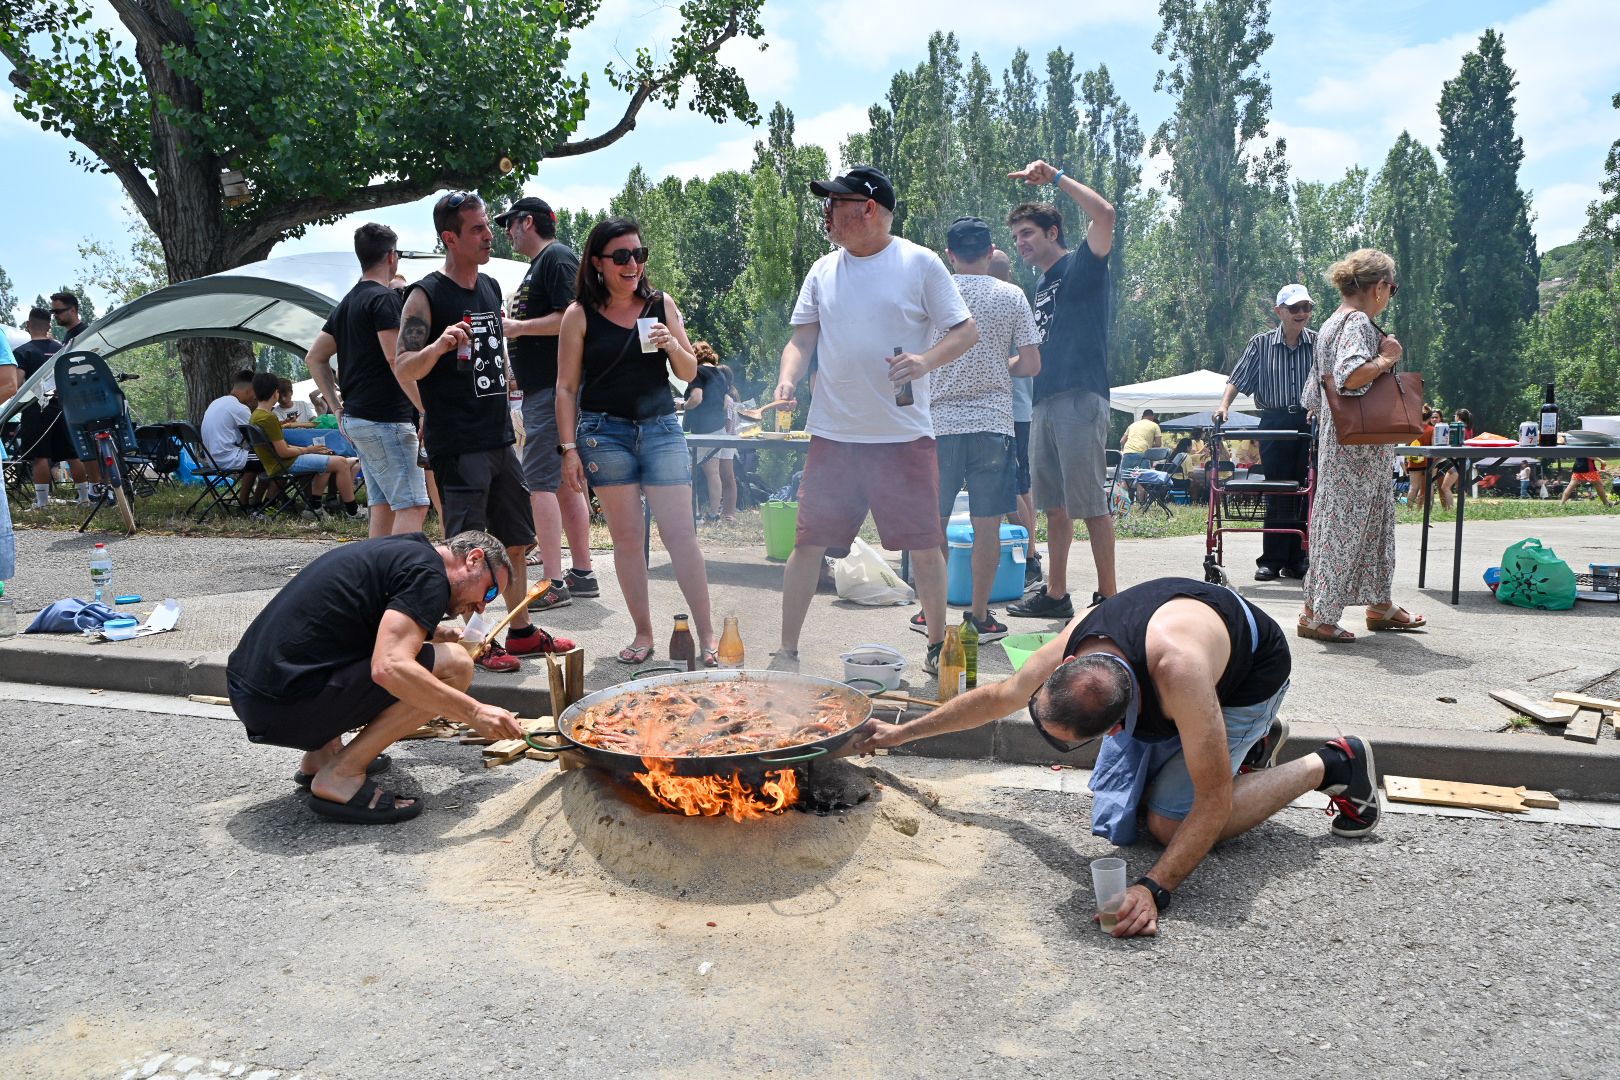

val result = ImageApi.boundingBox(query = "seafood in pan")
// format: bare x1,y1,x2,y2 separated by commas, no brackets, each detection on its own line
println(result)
569,679,861,757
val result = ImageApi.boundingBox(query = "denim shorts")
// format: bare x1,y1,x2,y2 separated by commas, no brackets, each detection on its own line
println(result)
287,454,332,477
1143,680,1290,821
343,416,429,509
936,431,1018,518
576,410,691,487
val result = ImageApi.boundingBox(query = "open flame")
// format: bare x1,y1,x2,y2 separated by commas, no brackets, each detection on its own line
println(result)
632,757,799,821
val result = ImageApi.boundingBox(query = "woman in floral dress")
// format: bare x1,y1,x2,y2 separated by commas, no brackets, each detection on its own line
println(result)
1298,248,1426,642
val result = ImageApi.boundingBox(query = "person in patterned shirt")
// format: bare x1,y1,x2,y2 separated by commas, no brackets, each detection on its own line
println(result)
909,217,1042,643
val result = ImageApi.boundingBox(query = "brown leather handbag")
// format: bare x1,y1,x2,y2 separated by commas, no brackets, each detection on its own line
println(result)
1319,322,1426,444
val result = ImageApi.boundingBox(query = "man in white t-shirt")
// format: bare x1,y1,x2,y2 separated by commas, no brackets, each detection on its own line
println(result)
773,166,978,676
201,369,257,470
910,216,1040,645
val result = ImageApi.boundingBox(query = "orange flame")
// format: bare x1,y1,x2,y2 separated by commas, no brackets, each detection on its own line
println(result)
632,757,799,822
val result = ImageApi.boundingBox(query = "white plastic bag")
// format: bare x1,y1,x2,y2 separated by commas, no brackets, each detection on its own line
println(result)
832,537,916,606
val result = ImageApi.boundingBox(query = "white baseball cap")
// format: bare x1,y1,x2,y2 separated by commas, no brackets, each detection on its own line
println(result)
1276,284,1313,307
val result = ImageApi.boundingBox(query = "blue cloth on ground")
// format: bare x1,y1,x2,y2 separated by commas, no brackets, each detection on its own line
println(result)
25,599,121,634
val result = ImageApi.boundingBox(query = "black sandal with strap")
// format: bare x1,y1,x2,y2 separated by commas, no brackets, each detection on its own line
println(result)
307,779,422,824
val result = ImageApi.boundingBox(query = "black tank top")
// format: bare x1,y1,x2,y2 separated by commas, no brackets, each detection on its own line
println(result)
1063,578,1290,741
409,270,512,458
579,295,676,421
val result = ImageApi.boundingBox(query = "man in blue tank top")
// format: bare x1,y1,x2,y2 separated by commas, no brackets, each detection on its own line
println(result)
856,577,1381,939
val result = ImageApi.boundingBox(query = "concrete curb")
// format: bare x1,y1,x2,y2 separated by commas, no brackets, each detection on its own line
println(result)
4,638,1615,801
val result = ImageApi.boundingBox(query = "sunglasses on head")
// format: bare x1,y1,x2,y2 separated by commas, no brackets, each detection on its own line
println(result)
600,246,650,266
446,190,475,210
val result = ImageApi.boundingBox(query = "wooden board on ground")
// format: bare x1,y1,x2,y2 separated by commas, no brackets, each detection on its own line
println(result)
186,694,232,706
1488,689,1579,725
1563,708,1603,744
1383,775,1558,813
1551,691,1620,713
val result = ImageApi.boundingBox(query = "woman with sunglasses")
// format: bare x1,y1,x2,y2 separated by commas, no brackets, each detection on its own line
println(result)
556,216,717,665
1297,248,1425,642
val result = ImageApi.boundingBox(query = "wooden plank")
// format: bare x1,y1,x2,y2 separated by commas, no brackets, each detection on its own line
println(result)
1552,691,1620,713
1488,689,1578,724
1383,775,1530,813
1563,708,1603,744
482,740,529,768
564,648,586,708
525,749,558,762
186,694,232,706
545,653,568,714
1519,789,1561,810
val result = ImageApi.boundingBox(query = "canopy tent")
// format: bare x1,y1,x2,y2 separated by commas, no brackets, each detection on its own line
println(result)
1160,409,1259,431
1109,369,1254,417
0,252,531,426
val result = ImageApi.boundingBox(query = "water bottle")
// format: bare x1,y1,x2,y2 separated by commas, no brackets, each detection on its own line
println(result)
456,311,474,371
0,583,15,637
89,543,113,604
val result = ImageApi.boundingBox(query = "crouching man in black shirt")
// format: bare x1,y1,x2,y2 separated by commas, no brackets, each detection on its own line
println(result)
853,578,1381,937
226,530,525,824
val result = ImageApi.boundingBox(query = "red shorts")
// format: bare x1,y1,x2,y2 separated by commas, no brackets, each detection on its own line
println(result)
796,436,945,552
1573,471,1601,484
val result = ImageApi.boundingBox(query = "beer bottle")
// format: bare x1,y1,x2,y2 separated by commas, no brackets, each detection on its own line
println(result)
669,614,697,672
959,612,980,689
717,615,745,668
1539,383,1559,447
892,346,914,407
938,625,966,701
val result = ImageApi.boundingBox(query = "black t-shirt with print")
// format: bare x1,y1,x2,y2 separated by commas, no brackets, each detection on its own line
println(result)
409,270,513,457
226,533,451,702
13,338,63,380
1032,241,1110,403
323,279,411,424
509,242,580,393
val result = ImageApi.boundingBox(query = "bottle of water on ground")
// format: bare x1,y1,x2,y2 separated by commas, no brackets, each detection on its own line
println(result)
89,543,113,604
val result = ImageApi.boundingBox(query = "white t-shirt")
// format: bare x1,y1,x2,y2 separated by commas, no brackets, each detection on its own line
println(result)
274,399,316,424
201,394,251,469
791,236,970,444
928,274,1040,438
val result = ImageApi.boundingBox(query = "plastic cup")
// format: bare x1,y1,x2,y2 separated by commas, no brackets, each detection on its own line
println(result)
636,317,658,353
1090,857,1127,931
312,435,326,448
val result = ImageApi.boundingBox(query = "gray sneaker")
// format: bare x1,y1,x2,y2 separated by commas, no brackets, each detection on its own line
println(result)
564,568,600,598
529,583,572,611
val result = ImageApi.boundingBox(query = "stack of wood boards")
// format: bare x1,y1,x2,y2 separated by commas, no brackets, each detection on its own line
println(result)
1489,688,1617,744
1383,775,1559,813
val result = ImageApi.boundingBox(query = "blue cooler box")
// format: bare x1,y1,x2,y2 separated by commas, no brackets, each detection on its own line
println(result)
946,522,1029,605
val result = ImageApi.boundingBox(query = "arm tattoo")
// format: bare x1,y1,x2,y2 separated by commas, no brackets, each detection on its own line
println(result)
398,316,429,356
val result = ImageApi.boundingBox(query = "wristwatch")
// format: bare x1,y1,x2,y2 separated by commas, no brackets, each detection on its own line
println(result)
556,441,577,455
1135,875,1172,912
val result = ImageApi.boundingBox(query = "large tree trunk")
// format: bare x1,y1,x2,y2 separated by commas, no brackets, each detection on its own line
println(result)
179,338,256,427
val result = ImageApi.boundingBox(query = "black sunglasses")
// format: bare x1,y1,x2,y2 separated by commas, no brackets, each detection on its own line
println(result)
482,558,501,605
51,307,72,315
1387,280,1399,296
446,190,475,210
1027,658,1106,754
601,246,650,266
1284,301,1314,314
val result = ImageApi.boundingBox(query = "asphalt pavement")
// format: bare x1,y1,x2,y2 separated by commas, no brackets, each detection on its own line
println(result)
1,697,1616,1080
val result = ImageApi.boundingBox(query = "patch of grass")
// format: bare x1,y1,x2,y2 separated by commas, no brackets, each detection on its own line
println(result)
5,485,375,541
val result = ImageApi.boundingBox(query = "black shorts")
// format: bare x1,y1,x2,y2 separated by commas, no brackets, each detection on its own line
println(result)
17,403,80,463
430,445,536,549
227,643,436,751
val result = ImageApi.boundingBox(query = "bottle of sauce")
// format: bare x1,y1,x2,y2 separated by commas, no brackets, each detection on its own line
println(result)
938,625,966,701
1539,383,1559,447
892,346,914,407
456,311,474,371
669,613,697,672
717,615,745,668
959,612,979,689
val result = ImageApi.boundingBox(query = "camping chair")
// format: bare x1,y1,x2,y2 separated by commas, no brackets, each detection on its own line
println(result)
131,424,183,492
167,420,255,522
1132,464,1176,519
237,423,319,519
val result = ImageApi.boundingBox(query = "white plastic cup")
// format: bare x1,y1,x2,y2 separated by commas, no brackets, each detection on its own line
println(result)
636,317,658,353
1090,857,1127,931
312,435,326,448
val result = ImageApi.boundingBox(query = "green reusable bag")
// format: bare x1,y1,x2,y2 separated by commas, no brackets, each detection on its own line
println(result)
1496,538,1578,611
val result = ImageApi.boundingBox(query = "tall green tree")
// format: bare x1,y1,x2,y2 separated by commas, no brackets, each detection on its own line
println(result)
1293,167,1369,285
1369,133,1449,381
1,0,765,420
1074,64,1145,381
1150,0,1292,374
0,265,18,325
1435,29,1540,427
1590,91,1620,251
78,209,187,420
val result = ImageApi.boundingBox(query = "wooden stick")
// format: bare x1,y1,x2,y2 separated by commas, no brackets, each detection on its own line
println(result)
1552,691,1620,713
564,647,586,708
872,691,944,709
466,580,549,661
186,694,232,706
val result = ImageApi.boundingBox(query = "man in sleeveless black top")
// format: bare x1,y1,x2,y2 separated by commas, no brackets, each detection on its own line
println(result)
396,192,572,672
857,578,1381,938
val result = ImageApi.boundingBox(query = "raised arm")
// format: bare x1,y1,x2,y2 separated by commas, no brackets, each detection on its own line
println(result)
1008,159,1117,257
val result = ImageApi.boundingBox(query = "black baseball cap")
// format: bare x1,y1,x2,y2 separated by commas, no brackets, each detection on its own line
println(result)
946,216,993,255
494,197,555,227
810,165,896,211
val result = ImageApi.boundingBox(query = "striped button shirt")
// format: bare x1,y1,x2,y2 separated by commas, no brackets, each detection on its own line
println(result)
1228,326,1317,410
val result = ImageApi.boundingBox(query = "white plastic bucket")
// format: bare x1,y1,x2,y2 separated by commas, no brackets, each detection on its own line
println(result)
840,643,906,691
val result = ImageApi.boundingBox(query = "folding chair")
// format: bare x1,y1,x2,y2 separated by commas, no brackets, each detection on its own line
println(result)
130,424,183,492
237,423,319,519
167,420,255,522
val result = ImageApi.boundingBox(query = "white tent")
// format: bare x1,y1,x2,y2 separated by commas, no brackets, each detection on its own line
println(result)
1109,369,1254,416
0,252,531,424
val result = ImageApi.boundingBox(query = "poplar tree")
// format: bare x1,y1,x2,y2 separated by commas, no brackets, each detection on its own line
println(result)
1369,133,1449,382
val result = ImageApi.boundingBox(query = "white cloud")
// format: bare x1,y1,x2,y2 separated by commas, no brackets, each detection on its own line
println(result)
0,90,37,139
656,102,872,181
660,134,759,181
718,7,798,100
1258,122,1364,184
525,178,619,215
815,2,1156,69
797,104,871,161
1533,181,1600,250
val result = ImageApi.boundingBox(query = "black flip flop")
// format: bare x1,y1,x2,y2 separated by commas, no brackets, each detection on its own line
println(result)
306,779,422,824
293,753,391,790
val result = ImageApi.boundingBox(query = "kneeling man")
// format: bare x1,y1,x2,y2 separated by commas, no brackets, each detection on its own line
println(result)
227,530,525,823
856,578,1379,936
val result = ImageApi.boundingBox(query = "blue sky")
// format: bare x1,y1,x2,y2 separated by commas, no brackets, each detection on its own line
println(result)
1,0,1616,324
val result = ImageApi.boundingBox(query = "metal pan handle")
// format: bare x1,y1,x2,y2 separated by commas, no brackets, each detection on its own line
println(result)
844,678,887,695
757,745,829,765
524,733,569,754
